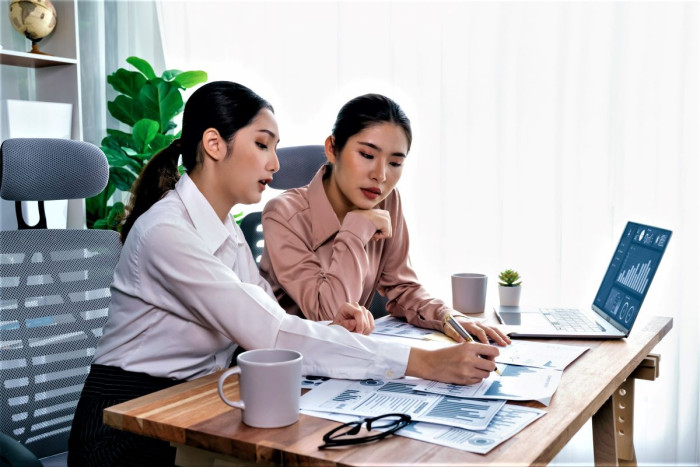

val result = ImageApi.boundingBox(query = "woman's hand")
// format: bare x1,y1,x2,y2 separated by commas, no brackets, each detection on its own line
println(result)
351,209,392,240
443,314,511,347
406,343,500,385
330,302,375,335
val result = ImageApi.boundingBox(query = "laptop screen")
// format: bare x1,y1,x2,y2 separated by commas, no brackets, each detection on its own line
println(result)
593,222,672,331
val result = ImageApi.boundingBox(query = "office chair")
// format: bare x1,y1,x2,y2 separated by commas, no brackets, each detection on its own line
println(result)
239,145,327,264
0,138,121,466
238,145,388,318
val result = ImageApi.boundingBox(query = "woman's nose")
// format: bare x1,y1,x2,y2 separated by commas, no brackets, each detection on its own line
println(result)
269,150,280,173
370,161,386,183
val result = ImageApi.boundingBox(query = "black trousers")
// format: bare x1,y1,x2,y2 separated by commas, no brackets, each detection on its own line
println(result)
67,364,182,467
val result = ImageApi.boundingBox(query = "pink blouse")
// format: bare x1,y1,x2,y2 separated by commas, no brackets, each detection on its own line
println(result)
259,165,450,331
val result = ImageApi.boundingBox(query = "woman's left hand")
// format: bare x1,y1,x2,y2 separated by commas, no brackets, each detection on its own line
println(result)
446,314,511,346
330,302,375,335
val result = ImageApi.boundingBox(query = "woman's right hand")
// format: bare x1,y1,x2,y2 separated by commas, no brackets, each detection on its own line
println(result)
351,209,392,240
406,342,500,385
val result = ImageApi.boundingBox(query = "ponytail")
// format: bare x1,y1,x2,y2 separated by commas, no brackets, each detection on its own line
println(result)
119,81,272,243
120,140,181,243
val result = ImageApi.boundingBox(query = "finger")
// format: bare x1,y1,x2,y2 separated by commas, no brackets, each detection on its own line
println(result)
470,342,500,358
486,326,511,346
474,357,497,373
365,309,375,334
465,322,489,344
443,322,465,343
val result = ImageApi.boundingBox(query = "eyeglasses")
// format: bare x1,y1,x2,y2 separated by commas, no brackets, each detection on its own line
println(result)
318,413,412,450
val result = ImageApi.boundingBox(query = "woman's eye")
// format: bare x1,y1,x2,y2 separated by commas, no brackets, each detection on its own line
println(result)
390,162,403,168
256,142,268,150
360,152,374,160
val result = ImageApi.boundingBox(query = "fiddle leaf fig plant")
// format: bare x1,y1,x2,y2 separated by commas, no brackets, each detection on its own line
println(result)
498,269,522,287
86,56,207,230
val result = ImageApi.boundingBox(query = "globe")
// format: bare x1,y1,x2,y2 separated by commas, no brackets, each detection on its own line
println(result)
9,0,57,54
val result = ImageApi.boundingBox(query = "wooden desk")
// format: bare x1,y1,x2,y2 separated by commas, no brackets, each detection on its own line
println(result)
104,315,672,466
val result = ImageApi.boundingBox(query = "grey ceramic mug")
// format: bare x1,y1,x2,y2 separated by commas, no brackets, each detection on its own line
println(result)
217,349,303,428
451,273,488,314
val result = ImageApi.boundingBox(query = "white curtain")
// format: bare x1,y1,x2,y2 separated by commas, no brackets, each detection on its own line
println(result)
157,2,698,464
78,0,166,147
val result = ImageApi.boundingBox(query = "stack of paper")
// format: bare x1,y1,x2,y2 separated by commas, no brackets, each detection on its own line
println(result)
300,316,589,454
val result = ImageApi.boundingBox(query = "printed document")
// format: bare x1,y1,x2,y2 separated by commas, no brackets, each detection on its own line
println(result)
299,378,505,431
302,403,545,455
496,340,589,370
410,364,562,406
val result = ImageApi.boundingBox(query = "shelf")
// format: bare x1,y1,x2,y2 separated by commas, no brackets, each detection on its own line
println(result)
0,49,77,68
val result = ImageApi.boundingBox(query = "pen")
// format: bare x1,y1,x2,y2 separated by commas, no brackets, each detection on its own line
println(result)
445,315,502,376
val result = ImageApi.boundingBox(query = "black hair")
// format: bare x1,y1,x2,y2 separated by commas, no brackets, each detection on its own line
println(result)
120,81,273,242
330,93,412,155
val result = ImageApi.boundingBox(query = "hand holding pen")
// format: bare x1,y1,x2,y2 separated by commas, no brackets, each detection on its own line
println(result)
444,315,502,376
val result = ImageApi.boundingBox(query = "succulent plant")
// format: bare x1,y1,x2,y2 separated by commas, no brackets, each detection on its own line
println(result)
498,269,522,287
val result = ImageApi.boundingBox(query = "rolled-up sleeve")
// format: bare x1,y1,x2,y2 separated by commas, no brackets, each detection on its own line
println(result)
263,206,377,321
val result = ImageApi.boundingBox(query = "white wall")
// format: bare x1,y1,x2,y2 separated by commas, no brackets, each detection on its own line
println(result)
156,2,699,464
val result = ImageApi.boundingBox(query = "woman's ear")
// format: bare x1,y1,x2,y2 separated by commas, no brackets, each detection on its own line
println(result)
324,136,337,164
201,128,227,161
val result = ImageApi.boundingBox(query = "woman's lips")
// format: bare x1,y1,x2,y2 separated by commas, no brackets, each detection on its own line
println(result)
361,187,381,200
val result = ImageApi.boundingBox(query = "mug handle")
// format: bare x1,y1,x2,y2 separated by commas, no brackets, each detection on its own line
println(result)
217,367,245,410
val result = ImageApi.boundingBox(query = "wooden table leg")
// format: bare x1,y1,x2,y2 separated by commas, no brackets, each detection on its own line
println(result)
593,396,619,466
614,378,636,465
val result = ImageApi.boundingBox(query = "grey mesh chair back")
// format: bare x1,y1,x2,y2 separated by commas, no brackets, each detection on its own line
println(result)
240,145,326,262
0,138,121,461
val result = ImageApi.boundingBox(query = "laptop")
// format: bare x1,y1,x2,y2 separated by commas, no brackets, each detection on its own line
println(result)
494,221,672,339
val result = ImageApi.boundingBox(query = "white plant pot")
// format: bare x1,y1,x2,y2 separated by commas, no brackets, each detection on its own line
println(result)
499,285,521,307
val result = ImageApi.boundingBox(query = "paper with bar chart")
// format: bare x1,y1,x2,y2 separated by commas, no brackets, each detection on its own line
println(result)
301,404,546,454
299,378,505,431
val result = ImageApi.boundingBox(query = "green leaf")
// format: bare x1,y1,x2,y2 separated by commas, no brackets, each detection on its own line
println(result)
173,70,208,89
139,81,184,132
93,218,109,230
102,146,142,173
132,118,160,153
126,56,156,80
107,69,147,99
108,95,143,127
110,166,137,192
106,202,126,229
105,130,138,151
162,69,182,81
150,133,176,154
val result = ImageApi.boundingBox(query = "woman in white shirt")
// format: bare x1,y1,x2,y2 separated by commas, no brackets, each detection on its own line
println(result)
67,81,500,466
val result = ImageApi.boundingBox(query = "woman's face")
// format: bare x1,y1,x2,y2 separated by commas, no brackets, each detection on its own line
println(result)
223,108,280,206
325,122,408,216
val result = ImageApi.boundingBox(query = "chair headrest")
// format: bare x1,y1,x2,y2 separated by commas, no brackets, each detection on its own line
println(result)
270,145,326,190
0,138,109,201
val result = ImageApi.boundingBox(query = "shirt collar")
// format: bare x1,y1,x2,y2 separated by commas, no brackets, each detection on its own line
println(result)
307,165,342,250
175,173,241,254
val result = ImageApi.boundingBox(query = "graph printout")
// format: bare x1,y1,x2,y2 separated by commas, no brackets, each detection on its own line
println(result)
302,404,546,455
372,316,439,340
495,340,589,370
411,364,562,405
299,378,505,431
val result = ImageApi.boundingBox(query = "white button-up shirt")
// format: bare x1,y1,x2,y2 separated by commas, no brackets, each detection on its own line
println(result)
94,174,409,381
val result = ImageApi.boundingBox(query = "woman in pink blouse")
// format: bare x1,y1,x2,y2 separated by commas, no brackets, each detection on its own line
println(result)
260,94,509,345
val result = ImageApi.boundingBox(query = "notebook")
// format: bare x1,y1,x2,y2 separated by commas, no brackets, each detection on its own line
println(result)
494,221,672,339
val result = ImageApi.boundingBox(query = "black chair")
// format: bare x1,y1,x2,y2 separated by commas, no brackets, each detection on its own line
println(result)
238,144,388,318
0,138,121,466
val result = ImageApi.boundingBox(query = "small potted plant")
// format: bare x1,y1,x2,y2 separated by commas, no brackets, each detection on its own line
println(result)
498,269,522,307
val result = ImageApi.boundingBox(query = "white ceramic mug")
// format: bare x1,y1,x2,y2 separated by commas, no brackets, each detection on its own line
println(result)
451,273,488,314
217,348,303,428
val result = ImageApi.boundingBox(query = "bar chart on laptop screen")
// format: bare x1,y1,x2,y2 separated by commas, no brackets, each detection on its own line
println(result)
595,223,671,328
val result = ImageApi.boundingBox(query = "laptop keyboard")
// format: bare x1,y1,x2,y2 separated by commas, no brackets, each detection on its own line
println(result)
541,308,602,332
